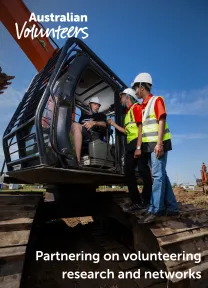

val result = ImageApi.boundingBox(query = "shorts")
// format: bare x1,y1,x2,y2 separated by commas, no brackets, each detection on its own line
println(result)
82,126,91,142
82,127,103,142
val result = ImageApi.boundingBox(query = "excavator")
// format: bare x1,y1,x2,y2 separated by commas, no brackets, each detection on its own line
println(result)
0,1,208,287
196,163,208,195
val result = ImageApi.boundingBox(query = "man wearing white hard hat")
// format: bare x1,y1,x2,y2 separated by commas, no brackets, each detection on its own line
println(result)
71,96,107,165
132,73,178,223
108,88,152,212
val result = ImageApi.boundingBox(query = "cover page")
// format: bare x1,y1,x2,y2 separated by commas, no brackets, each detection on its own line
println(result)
0,0,207,287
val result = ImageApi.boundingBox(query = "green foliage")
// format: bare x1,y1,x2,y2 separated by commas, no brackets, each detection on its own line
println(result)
172,183,177,188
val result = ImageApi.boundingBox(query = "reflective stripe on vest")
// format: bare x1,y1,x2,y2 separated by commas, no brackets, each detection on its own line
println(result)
124,103,139,144
142,96,171,143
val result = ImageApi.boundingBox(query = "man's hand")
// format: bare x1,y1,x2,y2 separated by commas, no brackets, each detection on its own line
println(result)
107,118,115,126
108,118,126,134
134,149,142,158
83,120,96,131
154,143,164,159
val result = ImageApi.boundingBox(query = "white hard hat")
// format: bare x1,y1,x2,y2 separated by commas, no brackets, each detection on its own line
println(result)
131,73,152,88
119,88,137,101
88,96,101,106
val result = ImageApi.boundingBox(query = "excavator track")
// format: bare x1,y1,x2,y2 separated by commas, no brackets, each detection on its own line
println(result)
0,191,207,288
109,192,208,287
0,192,42,288
0,191,166,288
19,216,169,288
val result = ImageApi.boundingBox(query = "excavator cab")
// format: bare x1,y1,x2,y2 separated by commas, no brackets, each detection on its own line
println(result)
2,38,127,185
54,66,116,169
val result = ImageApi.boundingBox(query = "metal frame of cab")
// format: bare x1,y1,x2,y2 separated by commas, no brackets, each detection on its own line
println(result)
2,37,128,184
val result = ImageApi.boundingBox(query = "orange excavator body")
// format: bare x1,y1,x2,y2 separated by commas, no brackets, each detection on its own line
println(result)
201,163,208,185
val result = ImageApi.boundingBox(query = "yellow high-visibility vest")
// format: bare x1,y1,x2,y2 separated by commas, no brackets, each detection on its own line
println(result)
142,96,171,143
124,103,139,144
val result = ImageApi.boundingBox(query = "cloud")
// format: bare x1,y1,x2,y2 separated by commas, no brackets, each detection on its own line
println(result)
154,86,208,115
0,46,12,70
172,133,208,145
0,86,25,169
0,86,25,127
0,86,23,107
0,59,11,70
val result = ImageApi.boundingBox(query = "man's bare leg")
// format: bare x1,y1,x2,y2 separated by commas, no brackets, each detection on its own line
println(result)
71,123,82,162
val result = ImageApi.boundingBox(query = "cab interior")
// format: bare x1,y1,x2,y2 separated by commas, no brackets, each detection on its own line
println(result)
42,66,119,170
74,67,117,169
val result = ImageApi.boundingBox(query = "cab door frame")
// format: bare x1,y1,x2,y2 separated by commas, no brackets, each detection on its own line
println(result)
35,39,126,172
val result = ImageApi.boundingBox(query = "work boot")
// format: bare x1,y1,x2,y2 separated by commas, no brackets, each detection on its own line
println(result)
138,212,160,224
77,161,84,169
139,205,149,215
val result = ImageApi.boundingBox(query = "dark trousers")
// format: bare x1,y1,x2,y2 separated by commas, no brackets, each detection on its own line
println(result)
124,151,152,205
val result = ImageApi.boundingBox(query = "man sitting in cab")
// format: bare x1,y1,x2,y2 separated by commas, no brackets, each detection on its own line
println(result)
71,96,107,165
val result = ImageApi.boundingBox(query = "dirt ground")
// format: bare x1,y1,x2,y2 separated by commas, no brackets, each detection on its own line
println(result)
62,187,208,228
173,186,208,209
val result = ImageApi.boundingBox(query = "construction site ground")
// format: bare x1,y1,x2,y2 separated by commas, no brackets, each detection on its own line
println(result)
63,186,208,227
173,187,208,209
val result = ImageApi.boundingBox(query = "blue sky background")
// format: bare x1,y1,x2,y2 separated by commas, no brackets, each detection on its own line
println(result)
0,0,208,184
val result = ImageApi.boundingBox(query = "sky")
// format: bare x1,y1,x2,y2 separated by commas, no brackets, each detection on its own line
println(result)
0,0,208,184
